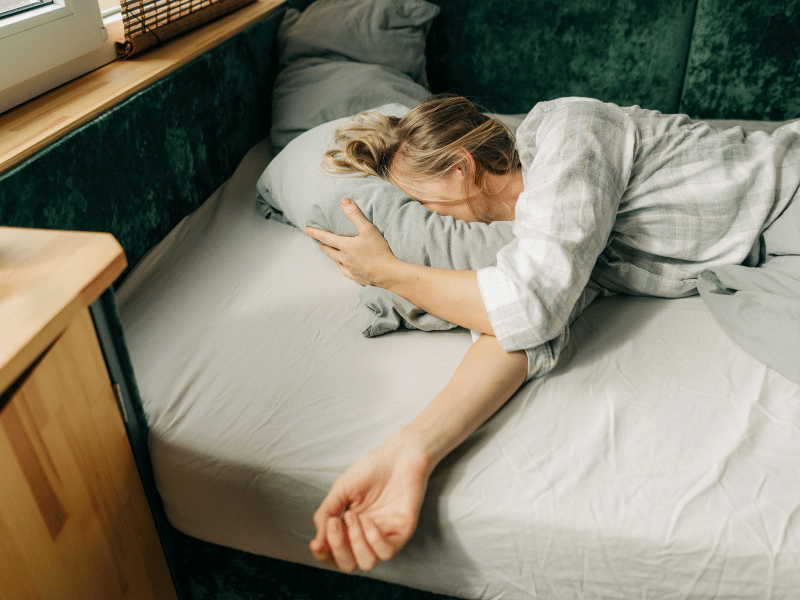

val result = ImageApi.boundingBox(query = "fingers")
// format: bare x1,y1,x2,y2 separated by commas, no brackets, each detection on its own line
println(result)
344,512,378,572
313,482,348,535
339,197,374,233
315,240,345,264
361,514,396,562
311,483,357,570
311,482,349,553
311,511,393,573
303,198,373,244
304,226,343,249
327,516,357,573
309,531,330,562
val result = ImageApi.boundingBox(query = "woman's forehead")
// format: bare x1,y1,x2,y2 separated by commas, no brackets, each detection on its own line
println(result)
392,168,462,202
388,158,425,196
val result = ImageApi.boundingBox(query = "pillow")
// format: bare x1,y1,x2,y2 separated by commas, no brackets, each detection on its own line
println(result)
277,0,440,86
270,59,430,153
257,104,515,335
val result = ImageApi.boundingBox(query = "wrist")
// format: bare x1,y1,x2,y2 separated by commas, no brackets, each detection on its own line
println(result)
373,255,413,291
392,416,464,477
387,426,442,478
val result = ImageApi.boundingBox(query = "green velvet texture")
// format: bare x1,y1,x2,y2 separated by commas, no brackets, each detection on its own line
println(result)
170,529,461,600
0,12,283,280
680,0,800,120
425,0,697,114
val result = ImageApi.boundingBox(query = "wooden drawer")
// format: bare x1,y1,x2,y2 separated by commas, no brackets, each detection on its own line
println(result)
0,307,178,600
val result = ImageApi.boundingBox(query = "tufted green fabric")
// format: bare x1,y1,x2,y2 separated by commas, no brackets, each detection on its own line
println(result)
680,0,800,120
0,12,283,281
425,0,697,115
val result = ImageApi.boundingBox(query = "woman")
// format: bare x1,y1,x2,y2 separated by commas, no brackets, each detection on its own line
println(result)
305,94,800,573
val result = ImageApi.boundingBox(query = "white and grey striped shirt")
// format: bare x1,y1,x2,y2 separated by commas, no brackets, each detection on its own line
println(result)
477,97,800,380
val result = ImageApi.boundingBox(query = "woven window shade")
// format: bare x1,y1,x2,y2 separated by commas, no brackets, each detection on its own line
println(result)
115,0,257,58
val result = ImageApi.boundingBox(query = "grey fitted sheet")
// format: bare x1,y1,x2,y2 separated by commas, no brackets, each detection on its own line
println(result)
117,132,800,600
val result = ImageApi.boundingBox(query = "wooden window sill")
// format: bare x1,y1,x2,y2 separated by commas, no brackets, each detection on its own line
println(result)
0,0,285,176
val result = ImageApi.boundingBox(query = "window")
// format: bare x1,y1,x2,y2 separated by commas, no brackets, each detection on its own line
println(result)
0,0,118,113
0,0,52,19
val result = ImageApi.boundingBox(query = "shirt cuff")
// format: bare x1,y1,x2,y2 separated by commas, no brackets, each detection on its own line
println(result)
523,328,570,382
476,265,539,352
471,328,558,382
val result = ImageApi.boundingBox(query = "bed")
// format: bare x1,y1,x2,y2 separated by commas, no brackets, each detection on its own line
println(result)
114,2,800,590
117,124,800,600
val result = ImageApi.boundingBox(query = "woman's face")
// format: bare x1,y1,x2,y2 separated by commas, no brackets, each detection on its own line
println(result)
391,162,520,223
396,168,482,222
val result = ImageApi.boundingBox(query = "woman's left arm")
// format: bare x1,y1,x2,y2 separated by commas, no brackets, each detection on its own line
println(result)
305,197,494,335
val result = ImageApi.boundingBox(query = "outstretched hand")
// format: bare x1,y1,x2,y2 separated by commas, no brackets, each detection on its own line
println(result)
310,431,432,573
304,197,399,287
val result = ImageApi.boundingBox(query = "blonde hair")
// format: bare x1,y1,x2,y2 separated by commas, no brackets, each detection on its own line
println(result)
323,94,520,222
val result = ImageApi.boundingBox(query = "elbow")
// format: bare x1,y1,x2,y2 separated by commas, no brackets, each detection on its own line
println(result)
524,327,570,382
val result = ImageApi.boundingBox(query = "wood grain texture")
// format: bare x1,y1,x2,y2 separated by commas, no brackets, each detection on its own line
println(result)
0,0,285,175
0,227,126,394
0,308,178,599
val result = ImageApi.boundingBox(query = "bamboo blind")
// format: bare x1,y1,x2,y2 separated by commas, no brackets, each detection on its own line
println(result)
116,0,256,58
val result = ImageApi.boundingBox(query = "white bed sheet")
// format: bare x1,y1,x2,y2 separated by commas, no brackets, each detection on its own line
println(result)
118,135,800,600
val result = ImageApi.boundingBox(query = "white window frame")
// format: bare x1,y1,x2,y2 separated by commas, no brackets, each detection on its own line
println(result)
0,0,118,114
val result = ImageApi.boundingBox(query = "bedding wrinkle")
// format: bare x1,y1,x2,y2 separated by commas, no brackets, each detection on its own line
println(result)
495,431,555,506
660,400,794,592
486,564,537,600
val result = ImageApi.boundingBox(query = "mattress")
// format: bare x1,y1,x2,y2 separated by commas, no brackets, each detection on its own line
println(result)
117,129,800,599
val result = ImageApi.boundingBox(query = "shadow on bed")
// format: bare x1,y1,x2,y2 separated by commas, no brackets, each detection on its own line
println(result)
557,297,662,375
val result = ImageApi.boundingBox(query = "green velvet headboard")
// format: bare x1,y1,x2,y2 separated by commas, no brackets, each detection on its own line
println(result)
425,0,697,114
424,0,799,119
680,0,800,120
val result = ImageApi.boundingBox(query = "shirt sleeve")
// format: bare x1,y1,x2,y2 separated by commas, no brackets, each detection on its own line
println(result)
471,280,606,382
522,280,605,381
478,98,637,353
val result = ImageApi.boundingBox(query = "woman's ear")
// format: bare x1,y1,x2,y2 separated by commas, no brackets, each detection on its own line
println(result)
455,147,478,184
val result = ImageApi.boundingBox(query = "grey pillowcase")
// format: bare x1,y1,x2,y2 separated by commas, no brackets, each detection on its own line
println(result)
277,0,440,85
257,104,515,336
270,59,431,153
270,0,439,153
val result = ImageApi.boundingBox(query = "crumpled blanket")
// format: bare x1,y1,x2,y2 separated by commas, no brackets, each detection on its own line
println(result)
698,192,800,384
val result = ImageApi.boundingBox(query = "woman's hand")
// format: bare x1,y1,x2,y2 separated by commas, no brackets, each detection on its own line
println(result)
306,197,494,333
310,430,432,573
304,197,399,287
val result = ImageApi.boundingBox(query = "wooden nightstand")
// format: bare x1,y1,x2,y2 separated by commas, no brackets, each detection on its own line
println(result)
0,227,179,599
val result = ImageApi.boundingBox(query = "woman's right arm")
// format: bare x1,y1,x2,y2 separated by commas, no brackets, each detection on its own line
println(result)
310,333,527,573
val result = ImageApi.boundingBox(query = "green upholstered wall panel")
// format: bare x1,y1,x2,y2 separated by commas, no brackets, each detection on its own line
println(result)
170,528,460,600
0,11,283,280
425,0,697,114
679,0,800,121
